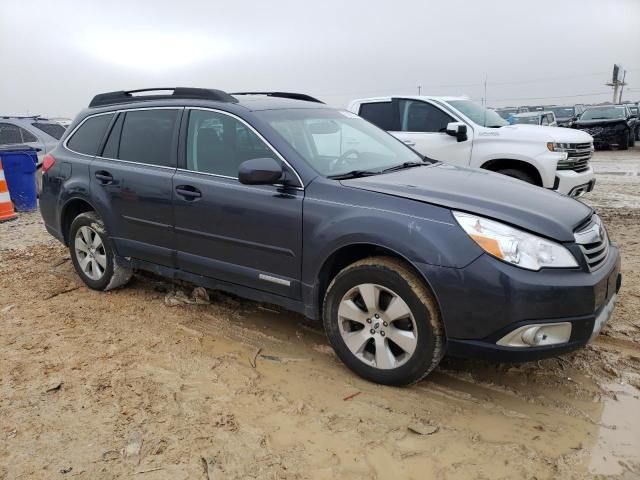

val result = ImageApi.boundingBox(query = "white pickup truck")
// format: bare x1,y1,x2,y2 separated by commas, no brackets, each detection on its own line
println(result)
348,96,595,197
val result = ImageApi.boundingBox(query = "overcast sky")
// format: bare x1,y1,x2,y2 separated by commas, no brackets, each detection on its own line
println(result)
1,0,639,117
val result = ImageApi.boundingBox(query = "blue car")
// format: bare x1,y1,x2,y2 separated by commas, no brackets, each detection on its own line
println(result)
39,88,621,385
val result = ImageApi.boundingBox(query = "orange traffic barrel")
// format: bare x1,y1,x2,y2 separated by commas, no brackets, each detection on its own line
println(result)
0,158,17,222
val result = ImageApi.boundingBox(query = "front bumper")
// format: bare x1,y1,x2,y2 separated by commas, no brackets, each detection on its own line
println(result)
553,167,595,197
422,245,621,362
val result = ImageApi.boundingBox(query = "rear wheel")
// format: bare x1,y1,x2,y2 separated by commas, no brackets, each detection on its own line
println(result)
323,257,444,386
69,212,132,291
496,168,536,185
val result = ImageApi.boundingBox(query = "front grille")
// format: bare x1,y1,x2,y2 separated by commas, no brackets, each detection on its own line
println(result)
557,142,593,173
574,215,609,271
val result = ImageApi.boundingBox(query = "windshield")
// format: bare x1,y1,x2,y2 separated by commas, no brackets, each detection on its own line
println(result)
545,106,575,118
580,107,626,120
256,108,424,177
447,100,508,127
511,115,540,125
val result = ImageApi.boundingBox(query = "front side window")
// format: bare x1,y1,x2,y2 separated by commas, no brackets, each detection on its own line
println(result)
399,100,453,133
186,110,278,177
256,108,424,178
118,109,179,167
66,114,114,155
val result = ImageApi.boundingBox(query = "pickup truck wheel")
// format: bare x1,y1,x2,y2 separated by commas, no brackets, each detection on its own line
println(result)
496,168,536,185
69,212,132,291
323,257,444,386
619,131,629,150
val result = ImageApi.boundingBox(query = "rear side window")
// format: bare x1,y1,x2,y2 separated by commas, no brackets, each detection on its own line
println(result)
67,114,114,155
117,109,179,167
31,122,66,140
358,102,396,131
0,123,38,144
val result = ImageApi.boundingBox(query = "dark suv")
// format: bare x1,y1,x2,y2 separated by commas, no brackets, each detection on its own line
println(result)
40,88,621,385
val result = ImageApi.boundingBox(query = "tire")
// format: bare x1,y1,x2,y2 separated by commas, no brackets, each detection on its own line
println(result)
619,130,629,150
630,132,636,147
322,257,444,386
68,211,132,291
636,127,640,141
496,168,536,185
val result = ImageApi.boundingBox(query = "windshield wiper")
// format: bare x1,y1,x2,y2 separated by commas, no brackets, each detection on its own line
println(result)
327,170,380,180
379,161,427,174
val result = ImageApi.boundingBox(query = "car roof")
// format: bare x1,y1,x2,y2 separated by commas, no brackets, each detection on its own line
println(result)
353,95,469,103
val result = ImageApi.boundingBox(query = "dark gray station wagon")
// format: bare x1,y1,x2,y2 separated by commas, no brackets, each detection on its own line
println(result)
40,88,621,385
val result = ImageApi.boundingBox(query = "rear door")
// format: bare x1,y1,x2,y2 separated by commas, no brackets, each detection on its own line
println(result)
89,107,181,267
172,108,304,298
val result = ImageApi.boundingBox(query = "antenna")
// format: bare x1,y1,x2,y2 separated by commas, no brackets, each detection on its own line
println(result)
417,85,422,95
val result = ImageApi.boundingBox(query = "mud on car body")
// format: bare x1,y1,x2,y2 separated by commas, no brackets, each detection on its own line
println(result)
40,88,622,385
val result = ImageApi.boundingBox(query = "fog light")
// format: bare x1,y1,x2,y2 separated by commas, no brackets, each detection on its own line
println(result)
497,322,572,348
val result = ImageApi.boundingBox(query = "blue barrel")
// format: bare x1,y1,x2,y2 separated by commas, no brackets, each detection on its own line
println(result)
0,145,38,212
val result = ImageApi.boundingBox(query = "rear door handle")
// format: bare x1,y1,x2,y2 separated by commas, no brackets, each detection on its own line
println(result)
95,171,113,184
402,140,416,147
175,185,202,200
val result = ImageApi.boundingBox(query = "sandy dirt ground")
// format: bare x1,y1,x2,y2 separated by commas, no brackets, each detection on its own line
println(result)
1,148,640,479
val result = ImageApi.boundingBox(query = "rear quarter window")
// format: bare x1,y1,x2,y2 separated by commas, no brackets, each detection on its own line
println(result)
32,122,66,140
67,114,114,156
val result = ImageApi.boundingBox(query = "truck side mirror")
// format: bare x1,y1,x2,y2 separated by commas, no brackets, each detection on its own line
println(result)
446,122,468,142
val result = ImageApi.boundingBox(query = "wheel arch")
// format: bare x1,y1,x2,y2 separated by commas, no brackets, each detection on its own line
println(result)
60,196,100,246
314,242,445,335
480,158,543,186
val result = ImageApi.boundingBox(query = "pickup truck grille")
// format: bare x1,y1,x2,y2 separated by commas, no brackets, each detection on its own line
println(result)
557,142,593,173
574,215,609,271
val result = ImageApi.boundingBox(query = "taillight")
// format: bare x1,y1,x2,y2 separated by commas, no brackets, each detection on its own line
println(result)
42,153,56,173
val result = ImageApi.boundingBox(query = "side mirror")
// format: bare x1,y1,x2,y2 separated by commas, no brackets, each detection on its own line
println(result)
445,122,468,142
238,158,284,185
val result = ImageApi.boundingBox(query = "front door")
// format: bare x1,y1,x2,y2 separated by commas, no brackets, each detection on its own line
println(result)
89,108,182,267
390,99,473,166
173,108,303,298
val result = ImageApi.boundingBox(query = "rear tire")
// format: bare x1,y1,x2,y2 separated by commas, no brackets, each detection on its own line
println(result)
496,168,536,185
322,257,444,386
69,212,132,291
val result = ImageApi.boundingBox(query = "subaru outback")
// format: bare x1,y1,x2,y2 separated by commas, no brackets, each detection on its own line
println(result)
40,88,621,385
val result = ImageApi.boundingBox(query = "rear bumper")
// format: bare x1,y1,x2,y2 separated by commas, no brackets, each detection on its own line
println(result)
421,245,621,362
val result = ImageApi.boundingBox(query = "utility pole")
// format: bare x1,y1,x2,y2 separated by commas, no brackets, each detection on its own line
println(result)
619,70,627,103
417,85,422,95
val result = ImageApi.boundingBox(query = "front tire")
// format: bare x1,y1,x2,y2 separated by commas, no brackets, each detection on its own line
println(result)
323,257,444,386
69,212,132,291
619,130,629,150
496,168,536,185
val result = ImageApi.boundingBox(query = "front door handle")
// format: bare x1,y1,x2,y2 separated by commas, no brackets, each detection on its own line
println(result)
402,140,416,147
95,171,113,184
175,185,202,200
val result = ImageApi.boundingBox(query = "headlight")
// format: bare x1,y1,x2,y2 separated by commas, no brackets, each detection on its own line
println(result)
547,142,572,151
453,211,578,271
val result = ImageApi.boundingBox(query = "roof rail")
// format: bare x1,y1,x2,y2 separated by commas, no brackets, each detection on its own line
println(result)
231,92,324,104
88,88,238,108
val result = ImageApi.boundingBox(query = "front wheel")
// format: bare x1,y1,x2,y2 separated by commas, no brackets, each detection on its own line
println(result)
496,168,536,185
619,130,629,150
323,257,444,386
69,212,132,291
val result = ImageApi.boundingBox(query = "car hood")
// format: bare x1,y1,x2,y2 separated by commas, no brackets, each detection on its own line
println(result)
341,163,593,242
493,124,593,143
574,118,626,128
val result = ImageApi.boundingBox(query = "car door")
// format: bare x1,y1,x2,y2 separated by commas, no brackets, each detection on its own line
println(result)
389,99,473,165
88,107,181,267
172,108,303,298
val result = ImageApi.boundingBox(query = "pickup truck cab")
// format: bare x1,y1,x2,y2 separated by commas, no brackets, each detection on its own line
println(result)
348,96,596,198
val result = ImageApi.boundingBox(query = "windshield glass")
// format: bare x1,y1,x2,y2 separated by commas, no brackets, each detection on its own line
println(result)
546,107,575,118
581,107,626,120
447,100,508,127
256,108,424,177
511,115,540,125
